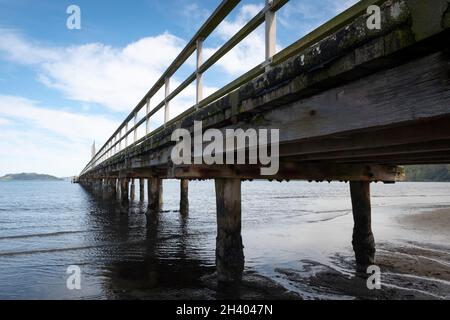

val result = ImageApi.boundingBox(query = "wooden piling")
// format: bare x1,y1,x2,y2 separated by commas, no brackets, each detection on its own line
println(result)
130,179,136,202
350,181,375,273
147,177,163,213
139,178,145,202
111,179,117,199
102,179,113,199
215,178,244,284
180,179,189,215
120,178,129,203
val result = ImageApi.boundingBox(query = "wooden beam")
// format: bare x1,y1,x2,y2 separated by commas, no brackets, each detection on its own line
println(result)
171,163,404,182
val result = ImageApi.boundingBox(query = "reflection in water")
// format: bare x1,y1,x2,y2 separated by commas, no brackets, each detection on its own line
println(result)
83,188,218,299
0,180,449,299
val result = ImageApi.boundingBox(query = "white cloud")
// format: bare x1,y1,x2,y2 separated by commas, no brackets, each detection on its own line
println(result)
0,117,12,125
0,28,219,122
0,95,119,176
0,3,270,115
0,95,118,143
0,29,186,112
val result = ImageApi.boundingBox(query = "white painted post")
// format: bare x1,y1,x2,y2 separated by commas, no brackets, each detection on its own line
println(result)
125,122,129,147
265,0,276,63
164,77,170,124
196,38,203,106
133,112,138,143
146,98,151,135
91,141,96,160
119,129,122,151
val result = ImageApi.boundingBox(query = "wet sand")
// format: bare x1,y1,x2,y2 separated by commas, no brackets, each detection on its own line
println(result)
270,208,450,300
108,208,450,300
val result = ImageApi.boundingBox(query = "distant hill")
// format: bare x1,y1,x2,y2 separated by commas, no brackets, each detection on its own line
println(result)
404,165,450,182
0,173,63,181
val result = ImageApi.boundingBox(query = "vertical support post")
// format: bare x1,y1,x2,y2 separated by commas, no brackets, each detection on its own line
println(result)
102,178,116,199
147,177,163,213
125,122,129,148
130,179,136,202
111,178,117,199
164,77,170,124
180,179,189,215
139,178,145,202
215,178,244,284
102,178,108,199
350,181,375,273
119,129,122,151
196,38,203,106
120,178,129,203
146,98,151,135
133,112,138,143
265,0,276,64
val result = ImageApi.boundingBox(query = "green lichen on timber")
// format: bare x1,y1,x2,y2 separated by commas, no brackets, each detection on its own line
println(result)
251,114,268,126
444,1,450,28
406,0,449,41
240,0,411,104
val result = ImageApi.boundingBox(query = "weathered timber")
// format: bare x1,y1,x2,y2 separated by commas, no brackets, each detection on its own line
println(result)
139,178,145,202
111,179,117,199
172,163,403,182
350,181,375,273
180,179,189,215
147,177,163,213
102,179,116,199
215,178,244,284
130,179,136,202
120,178,129,203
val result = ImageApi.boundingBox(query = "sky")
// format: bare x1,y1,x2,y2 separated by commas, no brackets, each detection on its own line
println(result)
0,0,358,177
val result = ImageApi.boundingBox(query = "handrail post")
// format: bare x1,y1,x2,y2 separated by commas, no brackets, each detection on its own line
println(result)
146,98,151,135
164,77,170,124
125,122,129,148
196,38,204,107
119,128,122,151
133,112,138,143
265,0,276,67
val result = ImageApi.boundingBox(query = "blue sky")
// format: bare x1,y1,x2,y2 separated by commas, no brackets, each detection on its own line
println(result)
0,0,357,177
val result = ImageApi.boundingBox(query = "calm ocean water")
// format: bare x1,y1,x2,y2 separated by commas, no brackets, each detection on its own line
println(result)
0,180,449,300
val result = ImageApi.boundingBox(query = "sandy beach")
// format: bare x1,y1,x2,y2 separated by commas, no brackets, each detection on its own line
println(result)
269,207,450,300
